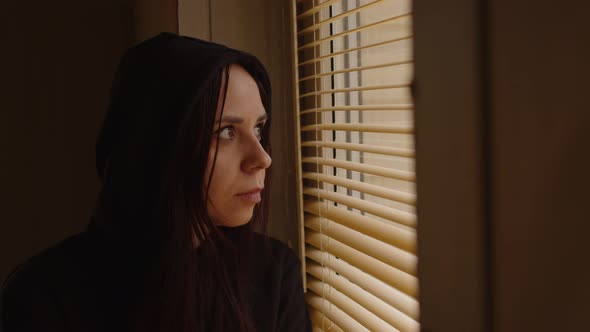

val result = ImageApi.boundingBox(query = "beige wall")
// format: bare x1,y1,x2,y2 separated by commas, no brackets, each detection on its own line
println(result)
0,1,177,281
179,0,300,250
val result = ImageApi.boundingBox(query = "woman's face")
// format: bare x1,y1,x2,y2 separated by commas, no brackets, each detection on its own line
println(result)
204,65,272,227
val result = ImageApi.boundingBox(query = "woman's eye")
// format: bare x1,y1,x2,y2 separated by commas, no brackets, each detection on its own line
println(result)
254,123,264,141
218,126,235,140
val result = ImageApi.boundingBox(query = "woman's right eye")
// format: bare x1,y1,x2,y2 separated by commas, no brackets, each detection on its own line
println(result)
218,126,235,140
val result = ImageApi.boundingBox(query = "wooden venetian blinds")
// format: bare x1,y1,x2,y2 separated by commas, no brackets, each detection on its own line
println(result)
290,0,418,331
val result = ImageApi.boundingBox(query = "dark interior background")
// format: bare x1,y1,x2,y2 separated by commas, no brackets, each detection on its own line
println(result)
0,0,178,281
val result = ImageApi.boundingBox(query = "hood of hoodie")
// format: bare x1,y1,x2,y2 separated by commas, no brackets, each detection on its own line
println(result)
88,33,271,252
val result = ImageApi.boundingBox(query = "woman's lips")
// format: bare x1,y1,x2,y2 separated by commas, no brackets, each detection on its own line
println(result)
236,189,262,203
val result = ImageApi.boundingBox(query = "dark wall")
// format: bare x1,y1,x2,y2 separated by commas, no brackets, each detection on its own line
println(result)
0,1,176,281
491,1,590,330
415,1,590,330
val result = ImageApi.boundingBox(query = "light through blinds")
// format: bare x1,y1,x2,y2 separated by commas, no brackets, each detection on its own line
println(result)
291,0,419,331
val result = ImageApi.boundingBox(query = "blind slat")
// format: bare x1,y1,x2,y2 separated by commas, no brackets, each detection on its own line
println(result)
297,0,383,34
305,230,419,297
298,13,412,50
300,123,412,134
296,0,340,19
302,172,416,204
298,36,412,67
299,60,413,82
302,157,416,182
307,262,420,331
309,308,344,332
306,246,419,320
303,187,416,228
300,104,413,114
301,141,414,158
304,200,416,253
299,83,409,98
305,216,417,275
306,293,369,332
307,277,398,332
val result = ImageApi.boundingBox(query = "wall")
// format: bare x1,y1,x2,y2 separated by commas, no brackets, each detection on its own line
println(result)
415,0,590,331
0,0,177,282
413,0,488,330
491,1,590,330
134,0,178,42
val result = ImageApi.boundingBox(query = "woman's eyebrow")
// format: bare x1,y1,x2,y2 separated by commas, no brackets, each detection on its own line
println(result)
216,113,267,124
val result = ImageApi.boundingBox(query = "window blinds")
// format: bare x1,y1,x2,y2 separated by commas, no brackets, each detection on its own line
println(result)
291,0,418,331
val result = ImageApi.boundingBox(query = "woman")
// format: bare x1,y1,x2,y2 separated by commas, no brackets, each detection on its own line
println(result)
1,33,311,332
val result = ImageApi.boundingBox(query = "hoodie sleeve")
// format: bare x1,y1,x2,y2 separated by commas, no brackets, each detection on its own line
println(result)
276,248,312,332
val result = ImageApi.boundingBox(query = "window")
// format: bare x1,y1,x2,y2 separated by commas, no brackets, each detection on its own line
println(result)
291,0,418,330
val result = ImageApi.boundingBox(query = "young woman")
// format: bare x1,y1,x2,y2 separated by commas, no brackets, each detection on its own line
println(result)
1,33,311,332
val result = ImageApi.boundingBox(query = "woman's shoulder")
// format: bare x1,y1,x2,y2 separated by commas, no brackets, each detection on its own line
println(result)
2,233,88,292
247,232,304,290
247,233,311,331
1,233,91,330
1,233,94,313
251,232,301,266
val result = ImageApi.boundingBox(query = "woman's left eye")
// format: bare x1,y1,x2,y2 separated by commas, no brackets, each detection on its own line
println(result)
218,126,235,140
254,123,265,141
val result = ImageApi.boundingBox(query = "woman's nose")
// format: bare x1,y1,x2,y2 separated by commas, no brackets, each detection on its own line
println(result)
242,137,272,172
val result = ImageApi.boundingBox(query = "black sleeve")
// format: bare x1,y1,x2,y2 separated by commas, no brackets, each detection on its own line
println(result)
276,249,312,332
1,265,67,332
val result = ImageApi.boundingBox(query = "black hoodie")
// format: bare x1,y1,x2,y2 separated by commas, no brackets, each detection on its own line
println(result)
1,33,311,332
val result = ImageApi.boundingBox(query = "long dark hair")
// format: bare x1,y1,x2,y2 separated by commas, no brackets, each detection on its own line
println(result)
135,59,272,331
